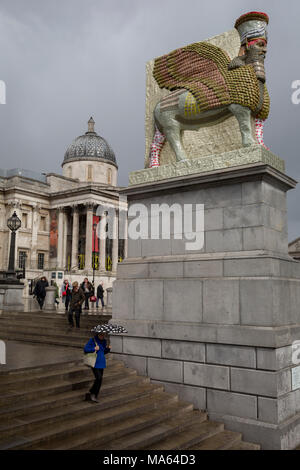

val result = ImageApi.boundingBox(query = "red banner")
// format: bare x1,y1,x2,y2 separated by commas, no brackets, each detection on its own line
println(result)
93,215,100,253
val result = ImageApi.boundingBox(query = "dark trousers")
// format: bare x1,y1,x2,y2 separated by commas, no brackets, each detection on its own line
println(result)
96,296,104,308
65,295,71,311
68,308,80,328
89,368,104,397
37,295,46,309
84,293,90,309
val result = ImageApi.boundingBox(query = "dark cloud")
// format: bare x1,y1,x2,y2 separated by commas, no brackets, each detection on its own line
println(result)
0,0,299,240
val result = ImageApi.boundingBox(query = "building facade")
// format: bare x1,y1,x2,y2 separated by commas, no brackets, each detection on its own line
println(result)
0,118,127,296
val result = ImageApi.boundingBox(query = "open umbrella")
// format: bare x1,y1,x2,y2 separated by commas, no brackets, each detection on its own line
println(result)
91,324,128,335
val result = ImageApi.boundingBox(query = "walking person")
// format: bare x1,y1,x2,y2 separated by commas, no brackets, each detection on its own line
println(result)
61,279,72,312
84,332,111,402
68,281,85,329
33,276,49,310
96,282,105,309
80,277,93,311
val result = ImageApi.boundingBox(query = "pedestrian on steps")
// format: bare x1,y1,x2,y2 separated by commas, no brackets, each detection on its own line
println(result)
84,333,111,402
80,278,93,311
96,282,105,309
33,276,49,310
68,281,85,329
61,279,72,312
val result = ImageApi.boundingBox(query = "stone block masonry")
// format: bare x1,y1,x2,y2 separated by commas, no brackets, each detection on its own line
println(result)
112,161,300,450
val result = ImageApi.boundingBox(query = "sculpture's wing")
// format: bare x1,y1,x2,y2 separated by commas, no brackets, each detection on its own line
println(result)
153,42,270,119
153,42,232,112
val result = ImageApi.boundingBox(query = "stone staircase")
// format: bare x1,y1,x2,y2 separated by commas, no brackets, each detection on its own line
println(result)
0,310,111,348
0,309,260,450
0,356,260,450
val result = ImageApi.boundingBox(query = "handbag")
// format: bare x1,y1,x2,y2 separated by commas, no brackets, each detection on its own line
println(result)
90,295,97,302
83,339,98,368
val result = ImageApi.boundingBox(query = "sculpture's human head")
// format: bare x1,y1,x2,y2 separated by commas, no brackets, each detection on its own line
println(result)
235,11,269,45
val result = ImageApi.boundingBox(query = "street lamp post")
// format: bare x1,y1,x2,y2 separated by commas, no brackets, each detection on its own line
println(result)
7,211,21,278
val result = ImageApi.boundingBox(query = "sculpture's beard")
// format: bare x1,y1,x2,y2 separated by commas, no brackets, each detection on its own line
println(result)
245,48,266,83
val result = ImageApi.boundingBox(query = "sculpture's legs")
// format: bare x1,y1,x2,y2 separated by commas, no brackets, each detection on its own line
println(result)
229,104,256,147
149,126,166,168
164,122,188,162
255,118,269,150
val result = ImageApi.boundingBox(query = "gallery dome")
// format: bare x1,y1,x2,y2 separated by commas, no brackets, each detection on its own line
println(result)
63,117,117,167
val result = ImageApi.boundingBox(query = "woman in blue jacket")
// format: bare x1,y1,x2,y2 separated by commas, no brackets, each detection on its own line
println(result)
84,333,111,402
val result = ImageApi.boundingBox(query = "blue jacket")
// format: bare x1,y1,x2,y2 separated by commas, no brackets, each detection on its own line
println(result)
84,336,110,369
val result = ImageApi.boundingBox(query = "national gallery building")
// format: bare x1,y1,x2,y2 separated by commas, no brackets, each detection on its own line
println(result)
0,118,127,295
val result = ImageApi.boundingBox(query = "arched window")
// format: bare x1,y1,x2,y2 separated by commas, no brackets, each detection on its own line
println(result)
87,165,93,181
68,166,72,178
107,168,112,185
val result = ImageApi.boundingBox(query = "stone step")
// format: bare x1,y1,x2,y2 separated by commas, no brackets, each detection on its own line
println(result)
0,331,86,349
0,324,97,342
0,320,103,336
228,441,260,450
0,369,144,407
188,430,243,450
1,392,183,450
144,421,224,450
100,411,208,450
0,362,124,389
36,401,195,450
0,382,165,440
0,374,154,422
0,357,121,380
0,313,109,326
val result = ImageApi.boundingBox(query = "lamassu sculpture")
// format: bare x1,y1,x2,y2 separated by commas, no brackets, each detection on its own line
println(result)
149,12,270,167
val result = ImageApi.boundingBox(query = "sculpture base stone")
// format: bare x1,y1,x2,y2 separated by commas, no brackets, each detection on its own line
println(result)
0,284,24,310
112,162,300,450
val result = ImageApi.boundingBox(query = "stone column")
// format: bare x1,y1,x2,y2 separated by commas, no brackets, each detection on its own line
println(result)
30,204,40,270
85,204,94,270
112,211,119,273
99,211,107,272
71,206,79,271
57,207,64,269
62,208,68,270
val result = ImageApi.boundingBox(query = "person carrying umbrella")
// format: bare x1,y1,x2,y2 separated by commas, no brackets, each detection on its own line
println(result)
83,324,127,403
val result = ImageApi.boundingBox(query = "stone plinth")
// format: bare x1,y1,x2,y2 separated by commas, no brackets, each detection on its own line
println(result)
112,160,300,450
0,283,24,310
44,287,57,311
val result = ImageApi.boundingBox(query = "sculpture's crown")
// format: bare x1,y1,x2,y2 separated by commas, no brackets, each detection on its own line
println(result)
235,11,269,29
235,11,269,45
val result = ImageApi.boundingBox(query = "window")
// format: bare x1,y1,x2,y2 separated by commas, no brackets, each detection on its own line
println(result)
107,168,112,185
87,165,93,181
68,166,72,178
19,251,27,269
37,253,45,270
22,213,28,229
40,216,47,232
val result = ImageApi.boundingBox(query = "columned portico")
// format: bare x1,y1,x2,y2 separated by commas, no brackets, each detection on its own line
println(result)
99,211,106,272
57,207,64,269
112,211,118,273
71,205,79,270
85,204,94,270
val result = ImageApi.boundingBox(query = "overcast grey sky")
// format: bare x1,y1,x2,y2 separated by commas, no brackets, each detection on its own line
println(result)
0,0,299,240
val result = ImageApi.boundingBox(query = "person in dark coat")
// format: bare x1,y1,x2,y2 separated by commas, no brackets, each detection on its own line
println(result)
96,282,105,309
61,279,72,312
83,333,111,402
68,281,85,329
80,278,93,310
33,276,49,310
